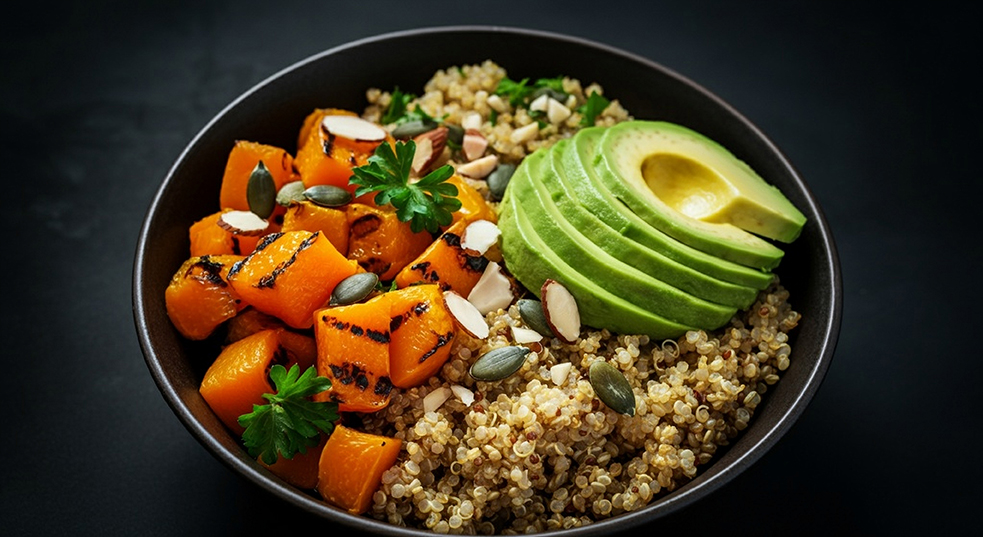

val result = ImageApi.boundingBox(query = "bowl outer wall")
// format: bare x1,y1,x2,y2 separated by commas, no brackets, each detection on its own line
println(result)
133,25,841,536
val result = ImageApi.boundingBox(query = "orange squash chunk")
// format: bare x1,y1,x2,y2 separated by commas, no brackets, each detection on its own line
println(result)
227,230,359,329
386,285,456,388
189,209,267,257
394,219,489,296
165,254,245,340
198,329,283,435
346,203,435,281
313,298,393,413
261,434,326,490
225,308,286,343
317,424,401,515
281,201,350,255
295,108,393,200
446,174,497,228
219,140,299,215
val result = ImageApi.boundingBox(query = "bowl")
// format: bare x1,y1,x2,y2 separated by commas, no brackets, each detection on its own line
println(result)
133,26,841,535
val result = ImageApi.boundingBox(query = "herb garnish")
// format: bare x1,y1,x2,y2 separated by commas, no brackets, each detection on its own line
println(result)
494,76,569,108
349,140,461,234
238,364,338,465
381,86,415,124
578,91,611,126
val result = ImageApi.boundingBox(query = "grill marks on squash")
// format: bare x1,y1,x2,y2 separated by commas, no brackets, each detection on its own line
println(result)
256,232,318,289
315,300,393,413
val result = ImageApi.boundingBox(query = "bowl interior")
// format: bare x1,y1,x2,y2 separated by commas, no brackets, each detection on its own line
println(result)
133,26,840,536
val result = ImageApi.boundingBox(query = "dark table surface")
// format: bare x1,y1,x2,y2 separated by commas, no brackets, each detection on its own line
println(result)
3,1,978,535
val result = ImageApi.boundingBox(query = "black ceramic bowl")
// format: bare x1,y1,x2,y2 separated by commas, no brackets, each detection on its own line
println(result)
133,26,841,536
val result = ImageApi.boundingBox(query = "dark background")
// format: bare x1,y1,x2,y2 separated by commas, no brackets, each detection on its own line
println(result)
2,0,979,534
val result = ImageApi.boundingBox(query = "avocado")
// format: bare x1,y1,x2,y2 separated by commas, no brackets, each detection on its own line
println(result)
541,139,759,309
593,121,805,269
507,148,737,329
559,128,775,290
498,176,696,339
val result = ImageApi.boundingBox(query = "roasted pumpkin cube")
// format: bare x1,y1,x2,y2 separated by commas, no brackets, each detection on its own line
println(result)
189,209,268,257
219,140,298,215
386,284,456,388
346,203,435,281
261,434,326,490
281,200,350,255
394,219,489,295
313,297,393,413
227,230,359,329
317,425,401,515
165,254,245,340
199,329,281,434
446,174,497,229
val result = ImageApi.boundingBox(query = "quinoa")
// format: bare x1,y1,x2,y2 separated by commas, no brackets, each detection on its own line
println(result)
354,62,801,533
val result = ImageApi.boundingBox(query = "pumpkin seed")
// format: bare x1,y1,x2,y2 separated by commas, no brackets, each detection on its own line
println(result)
469,346,531,381
392,119,438,139
247,161,276,218
304,185,352,207
487,163,515,201
588,361,636,416
276,180,306,206
329,272,380,306
446,124,464,147
517,298,554,337
530,86,568,104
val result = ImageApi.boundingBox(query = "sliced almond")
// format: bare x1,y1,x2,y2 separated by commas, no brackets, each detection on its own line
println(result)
443,290,489,339
511,325,544,344
411,126,448,175
550,362,573,386
547,98,572,124
486,94,508,113
462,129,488,161
509,122,539,144
450,384,475,406
467,262,514,315
529,93,550,112
461,111,482,131
423,386,452,413
456,154,499,179
541,279,581,344
217,210,270,236
460,219,501,255
321,114,387,142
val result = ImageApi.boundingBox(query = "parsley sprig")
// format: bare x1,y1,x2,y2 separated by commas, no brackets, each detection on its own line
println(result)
578,91,611,126
494,76,568,108
238,364,338,465
349,141,461,234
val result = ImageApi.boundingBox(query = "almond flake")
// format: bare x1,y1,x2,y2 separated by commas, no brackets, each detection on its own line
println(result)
467,261,514,315
411,127,447,175
461,111,483,131
511,325,544,344
450,384,475,406
456,154,499,179
321,114,387,142
460,219,500,255
462,129,488,161
541,279,581,343
547,98,572,124
550,362,573,386
443,290,489,339
217,210,270,236
423,387,452,413
509,122,539,144
529,94,550,112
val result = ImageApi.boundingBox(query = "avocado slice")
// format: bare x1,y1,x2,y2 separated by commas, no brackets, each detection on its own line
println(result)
498,178,696,339
540,139,760,309
560,128,775,289
508,149,737,329
593,121,804,269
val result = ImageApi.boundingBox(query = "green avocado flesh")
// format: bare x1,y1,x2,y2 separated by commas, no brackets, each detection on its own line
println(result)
509,149,737,328
560,128,775,289
498,120,805,338
594,121,805,269
543,139,760,309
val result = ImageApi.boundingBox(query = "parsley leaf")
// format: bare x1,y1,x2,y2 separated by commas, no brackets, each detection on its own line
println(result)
578,91,611,126
349,141,462,234
238,364,338,465
381,86,416,125
495,76,533,107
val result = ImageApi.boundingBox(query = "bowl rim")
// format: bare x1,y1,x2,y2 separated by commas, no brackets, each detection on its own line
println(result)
133,24,842,536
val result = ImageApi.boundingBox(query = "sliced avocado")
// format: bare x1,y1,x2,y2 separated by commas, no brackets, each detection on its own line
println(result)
593,121,804,269
498,179,695,339
541,139,759,309
508,149,736,329
560,128,775,289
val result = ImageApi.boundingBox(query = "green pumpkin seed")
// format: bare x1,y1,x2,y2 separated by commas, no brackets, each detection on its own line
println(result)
276,180,306,206
487,163,516,201
469,346,531,381
517,298,554,337
530,86,569,104
392,119,438,139
329,272,380,306
304,185,352,207
247,161,276,218
446,124,464,147
589,361,636,416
